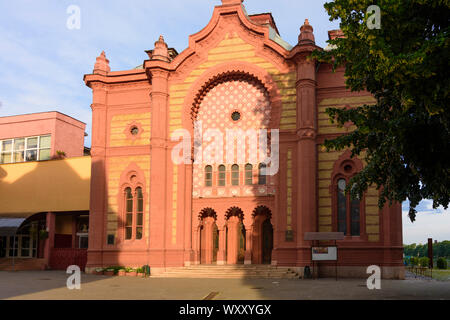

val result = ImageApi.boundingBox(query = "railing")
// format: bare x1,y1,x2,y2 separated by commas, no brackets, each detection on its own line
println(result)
49,248,87,271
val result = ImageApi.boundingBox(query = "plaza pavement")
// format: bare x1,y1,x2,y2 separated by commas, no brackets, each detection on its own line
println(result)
0,270,449,300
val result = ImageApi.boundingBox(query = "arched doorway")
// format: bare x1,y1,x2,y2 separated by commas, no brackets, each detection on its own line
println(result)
262,218,273,264
225,207,244,265
199,208,218,265
252,206,273,264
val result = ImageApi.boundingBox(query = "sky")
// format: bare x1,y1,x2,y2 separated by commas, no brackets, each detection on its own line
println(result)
0,0,447,244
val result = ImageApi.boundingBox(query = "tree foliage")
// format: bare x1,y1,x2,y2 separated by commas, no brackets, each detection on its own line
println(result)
313,0,450,221
404,240,450,258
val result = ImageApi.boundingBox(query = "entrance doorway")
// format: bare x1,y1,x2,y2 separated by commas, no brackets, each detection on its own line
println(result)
262,218,273,264
199,208,218,265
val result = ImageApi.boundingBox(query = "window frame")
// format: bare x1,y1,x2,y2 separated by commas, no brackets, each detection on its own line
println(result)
205,165,213,187
0,135,51,164
231,164,240,186
244,164,253,185
218,165,226,187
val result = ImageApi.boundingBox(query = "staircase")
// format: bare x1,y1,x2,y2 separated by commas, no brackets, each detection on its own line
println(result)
151,265,301,279
0,258,46,271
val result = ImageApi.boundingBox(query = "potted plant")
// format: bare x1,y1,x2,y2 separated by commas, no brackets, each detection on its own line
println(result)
136,267,145,277
93,268,104,275
118,267,126,276
125,267,137,276
39,229,49,240
104,268,115,276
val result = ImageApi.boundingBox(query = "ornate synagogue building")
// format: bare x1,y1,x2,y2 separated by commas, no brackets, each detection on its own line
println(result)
84,0,404,278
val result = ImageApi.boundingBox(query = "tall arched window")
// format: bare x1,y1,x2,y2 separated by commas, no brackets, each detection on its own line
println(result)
258,163,267,185
218,165,226,186
336,178,361,236
125,187,133,240
245,164,253,185
205,165,212,187
136,187,143,240
231,164,239,186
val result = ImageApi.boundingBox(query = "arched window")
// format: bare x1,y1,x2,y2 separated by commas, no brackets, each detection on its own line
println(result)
218,165,226,186
258,163,267,185
231,164,239,186
125,187,133,240
336,178,361,236
136,187,143,240
205,165,212,187
245,164,253,185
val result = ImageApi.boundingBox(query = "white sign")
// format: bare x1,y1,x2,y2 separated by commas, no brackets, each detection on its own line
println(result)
311,246,337,261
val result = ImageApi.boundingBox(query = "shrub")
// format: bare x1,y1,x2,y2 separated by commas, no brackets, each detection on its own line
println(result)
410,257,419,266
437,257,448,269
419,257,430,268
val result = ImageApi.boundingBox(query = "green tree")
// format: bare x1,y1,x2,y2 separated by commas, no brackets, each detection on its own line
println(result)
313,0,450,221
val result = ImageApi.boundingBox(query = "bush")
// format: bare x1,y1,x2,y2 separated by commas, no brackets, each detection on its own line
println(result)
437,257,448,269
419,257,430,268
410,257,419,266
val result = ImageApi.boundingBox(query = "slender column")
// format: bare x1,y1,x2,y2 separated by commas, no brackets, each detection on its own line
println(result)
291,20,318,267
244,228,253,265
193,227,200,265
71,215,77,249
216,224,226,265
44,212,55,268
226,217,239,264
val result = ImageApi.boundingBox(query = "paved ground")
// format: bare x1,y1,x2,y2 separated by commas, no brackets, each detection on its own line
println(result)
0,270,449,300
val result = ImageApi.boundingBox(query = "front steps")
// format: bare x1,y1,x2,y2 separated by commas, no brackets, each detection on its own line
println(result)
151,264,301,279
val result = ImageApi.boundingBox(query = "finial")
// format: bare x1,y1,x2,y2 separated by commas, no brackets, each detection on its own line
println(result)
93,50,110,75
298,18,315,44
221,0,244,5
151,35,169,62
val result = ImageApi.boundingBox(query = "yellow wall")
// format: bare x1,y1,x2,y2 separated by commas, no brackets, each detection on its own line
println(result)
0,156,91,216
55,215,73,235
317,96,380,241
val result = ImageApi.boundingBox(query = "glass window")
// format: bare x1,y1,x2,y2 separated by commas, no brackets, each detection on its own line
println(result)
79,236,88,249
350,185,360,236
205,165,213,187
26,137,38,149
218,165,226,186
258,163,267,185
231,164,239,186
2,140,12,152
337,179,347,234
245,164,253,185
0,152,12,164
0,135,51,163
136,187,143,240
125,188,133,240
14,138,25,150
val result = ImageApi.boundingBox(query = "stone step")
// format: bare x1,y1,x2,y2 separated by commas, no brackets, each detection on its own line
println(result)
151,265,300,279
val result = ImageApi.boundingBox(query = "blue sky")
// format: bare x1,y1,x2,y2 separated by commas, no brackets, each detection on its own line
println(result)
0,0,448,244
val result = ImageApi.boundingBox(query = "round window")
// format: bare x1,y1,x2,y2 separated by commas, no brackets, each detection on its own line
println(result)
130,126,139,135
231,111,241,122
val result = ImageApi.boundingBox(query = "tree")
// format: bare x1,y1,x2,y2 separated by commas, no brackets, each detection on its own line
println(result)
313,0,450,221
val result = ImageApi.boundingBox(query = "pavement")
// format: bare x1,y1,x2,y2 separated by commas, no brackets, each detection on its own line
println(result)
0,270,449,300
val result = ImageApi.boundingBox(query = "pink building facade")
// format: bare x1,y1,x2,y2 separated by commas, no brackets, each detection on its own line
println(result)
0,111,86,163
84,0,404,278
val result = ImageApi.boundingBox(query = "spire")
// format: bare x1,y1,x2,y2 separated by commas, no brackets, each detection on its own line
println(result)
93,51,110,75
298,19,315,44
150,35,169,62
221,0,244,5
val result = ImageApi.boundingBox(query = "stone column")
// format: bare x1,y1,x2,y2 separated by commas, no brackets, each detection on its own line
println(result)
290,20,318,267
146,36,171,266
226,216,239,264
244,227,253,265
44,212,55,268
216,224,226,265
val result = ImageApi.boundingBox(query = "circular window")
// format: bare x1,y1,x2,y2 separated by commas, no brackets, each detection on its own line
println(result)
130,126,139,135
344,164,353,173
231,111,241,122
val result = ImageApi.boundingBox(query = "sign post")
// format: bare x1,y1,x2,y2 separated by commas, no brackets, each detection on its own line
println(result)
304,232,345,280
